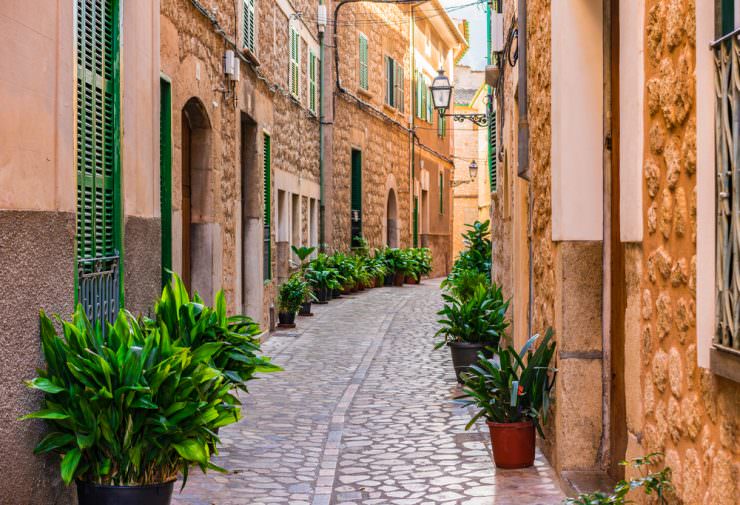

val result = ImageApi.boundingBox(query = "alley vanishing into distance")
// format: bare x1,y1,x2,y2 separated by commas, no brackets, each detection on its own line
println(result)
173,280,565,505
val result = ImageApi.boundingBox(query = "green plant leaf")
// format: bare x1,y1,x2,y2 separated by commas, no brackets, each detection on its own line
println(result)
26,377,65,394
172,440,208,465
20,409,70,421
60,448,82,484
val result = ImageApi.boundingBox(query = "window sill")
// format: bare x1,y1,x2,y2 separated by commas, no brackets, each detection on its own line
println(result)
710,346,740,383
357,87,374,99
241,47,260,67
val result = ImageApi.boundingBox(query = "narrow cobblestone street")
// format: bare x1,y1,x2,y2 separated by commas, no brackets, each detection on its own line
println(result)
173,280,565,505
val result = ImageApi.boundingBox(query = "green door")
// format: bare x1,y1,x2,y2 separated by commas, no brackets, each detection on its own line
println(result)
160,78,172,287
351,149,362,243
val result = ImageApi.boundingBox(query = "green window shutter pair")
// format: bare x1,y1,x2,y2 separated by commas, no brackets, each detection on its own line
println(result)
309,52,318,114
439,171,444,214
351,150,362,241
289,27,300,98
359,34,369,90
76,0,120,263
263,134,272,280
243,0,255,52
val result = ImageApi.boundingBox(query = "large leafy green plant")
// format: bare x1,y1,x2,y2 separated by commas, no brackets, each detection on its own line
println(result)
150,274,280,393
449,220,492,280
435,283,509,349
441,269,490,302
305,253,344,292
380,247,407,276
462,329,557,435
23,307,241,486
277,274,311,313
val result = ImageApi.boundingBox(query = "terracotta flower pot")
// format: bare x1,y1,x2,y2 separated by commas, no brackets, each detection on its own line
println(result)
487,420,535,469
393,272,405,286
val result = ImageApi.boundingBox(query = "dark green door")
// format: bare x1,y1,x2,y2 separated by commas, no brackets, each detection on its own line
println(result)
160,78,172,287
351,149,362,243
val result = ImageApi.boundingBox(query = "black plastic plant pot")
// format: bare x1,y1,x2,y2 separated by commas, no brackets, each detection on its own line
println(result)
383,274,394,286
299,301,313,316
76,480,175,505
278,311,296,326
315,286,329,304
449,342,493,384
332,288,342,299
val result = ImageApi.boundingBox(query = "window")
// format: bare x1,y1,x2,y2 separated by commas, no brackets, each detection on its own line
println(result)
309,51,319,114
439,171,444,214
722,0,736,35
359,33,369,90
243,0,255,53
75,0,121,320
263,134,272,280
384,56,403,110
289,27,301,99
351,149,362,242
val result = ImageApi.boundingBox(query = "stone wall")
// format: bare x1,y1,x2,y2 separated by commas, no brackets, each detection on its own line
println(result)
161,0,319,323
636,1,739,502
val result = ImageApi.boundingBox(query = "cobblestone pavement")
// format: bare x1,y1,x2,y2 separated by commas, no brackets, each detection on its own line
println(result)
173,280,565,505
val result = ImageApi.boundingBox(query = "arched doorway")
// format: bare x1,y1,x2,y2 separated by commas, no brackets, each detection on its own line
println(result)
386,188,398,247
181,97,213,300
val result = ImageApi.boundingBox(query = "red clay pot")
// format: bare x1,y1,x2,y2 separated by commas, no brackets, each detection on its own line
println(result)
487,420,535,469
393,272,405,286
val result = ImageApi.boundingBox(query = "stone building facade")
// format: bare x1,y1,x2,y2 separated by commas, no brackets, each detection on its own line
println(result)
0,1,160,502
452,65,490,259
327,0,465,277
492,0,739,501
161,0,321,327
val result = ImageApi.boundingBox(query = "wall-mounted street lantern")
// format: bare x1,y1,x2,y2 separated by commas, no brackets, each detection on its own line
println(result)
451,160,480,188
468,160,478,180
430,69,490,127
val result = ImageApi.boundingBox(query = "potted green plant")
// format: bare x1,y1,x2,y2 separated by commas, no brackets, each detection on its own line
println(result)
449,220,492,281
461,329,557,469
22,307,242,505
291,245,315,267
435,281,509,382
381,248,407,286
277,274,309,327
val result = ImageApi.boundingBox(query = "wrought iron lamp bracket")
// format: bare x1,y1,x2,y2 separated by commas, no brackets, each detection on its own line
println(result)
442,112,490,127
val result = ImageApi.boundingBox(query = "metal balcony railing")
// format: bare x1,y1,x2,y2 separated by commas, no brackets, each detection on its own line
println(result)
78,254,120,330
713,30,740,354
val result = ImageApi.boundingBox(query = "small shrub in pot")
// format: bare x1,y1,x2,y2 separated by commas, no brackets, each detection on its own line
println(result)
461,329,557,469
277,274,310,326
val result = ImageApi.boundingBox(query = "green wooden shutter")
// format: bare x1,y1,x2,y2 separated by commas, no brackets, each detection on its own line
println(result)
384,56,391,105
351,149,362,241
490,108,497,192
263,134,272,280
395,62,404,113
416,71,422,118
359,34,369,90
160,78,172,287
722,0,735,35
290,28,300,98
243,0,255,52
309,52,317,113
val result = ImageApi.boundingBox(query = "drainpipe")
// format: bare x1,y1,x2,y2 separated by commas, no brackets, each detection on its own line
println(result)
319,1,326,251
410,4,416,248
